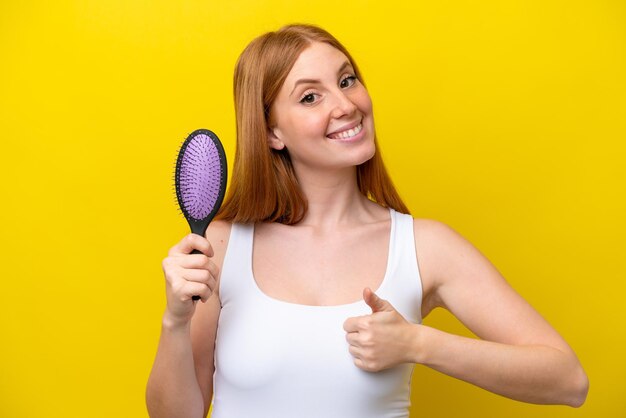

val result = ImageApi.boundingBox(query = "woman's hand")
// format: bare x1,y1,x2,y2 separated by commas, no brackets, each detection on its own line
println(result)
161,233,220,326
343,288,419,372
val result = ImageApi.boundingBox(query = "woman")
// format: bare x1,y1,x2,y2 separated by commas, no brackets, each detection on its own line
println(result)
146,24,588,418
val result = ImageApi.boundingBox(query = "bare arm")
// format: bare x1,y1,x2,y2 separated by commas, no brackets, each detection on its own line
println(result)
413,219,589,406
146,221,230,418
344,219,588,406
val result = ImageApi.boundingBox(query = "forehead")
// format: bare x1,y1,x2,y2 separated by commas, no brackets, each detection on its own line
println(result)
284,42,350,82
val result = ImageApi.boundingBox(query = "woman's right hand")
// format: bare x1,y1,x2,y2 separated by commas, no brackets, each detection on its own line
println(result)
161,233,220,326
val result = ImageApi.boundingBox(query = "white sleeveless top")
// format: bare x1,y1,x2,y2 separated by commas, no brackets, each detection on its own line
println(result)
211,209,423,418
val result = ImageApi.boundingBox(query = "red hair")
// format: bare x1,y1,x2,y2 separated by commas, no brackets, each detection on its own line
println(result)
217,24,409,225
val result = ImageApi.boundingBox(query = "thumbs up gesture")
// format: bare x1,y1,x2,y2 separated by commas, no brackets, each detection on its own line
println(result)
343,288,417,372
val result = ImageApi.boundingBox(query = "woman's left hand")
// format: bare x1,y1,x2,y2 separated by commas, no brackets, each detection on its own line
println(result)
343,288,418,372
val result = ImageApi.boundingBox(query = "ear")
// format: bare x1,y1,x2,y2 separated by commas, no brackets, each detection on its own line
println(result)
267,127,286,151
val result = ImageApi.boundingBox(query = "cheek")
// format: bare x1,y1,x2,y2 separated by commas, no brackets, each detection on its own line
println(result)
357,89,373,115
288,112,329,139
276,113,329,149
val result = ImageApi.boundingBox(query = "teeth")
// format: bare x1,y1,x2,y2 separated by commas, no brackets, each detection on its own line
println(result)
330,123,362,139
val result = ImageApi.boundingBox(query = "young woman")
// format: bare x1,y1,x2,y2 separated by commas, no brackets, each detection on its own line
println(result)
146,24,588,418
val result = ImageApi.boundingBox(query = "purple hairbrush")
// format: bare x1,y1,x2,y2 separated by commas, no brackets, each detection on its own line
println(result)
175,129,227,300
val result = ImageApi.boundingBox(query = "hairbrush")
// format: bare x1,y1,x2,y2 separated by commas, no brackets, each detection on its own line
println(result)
174,128,228,300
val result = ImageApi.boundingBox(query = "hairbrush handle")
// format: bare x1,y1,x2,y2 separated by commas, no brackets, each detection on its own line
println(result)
189,223,209,301
190,246,204,301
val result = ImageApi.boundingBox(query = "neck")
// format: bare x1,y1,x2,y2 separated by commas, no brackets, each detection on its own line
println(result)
295,166,373,229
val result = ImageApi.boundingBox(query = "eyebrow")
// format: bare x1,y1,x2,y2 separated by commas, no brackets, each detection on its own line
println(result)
289,61,353,97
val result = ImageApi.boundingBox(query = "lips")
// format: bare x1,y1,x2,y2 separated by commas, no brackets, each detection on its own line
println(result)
327,121,363,140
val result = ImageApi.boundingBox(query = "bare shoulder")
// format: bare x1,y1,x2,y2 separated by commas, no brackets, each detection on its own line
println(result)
413,218,463,310
205,220,233,265
412,217,485,265
411,218,491,313
412,218,469,247
206,219,233,247
412,218,475,278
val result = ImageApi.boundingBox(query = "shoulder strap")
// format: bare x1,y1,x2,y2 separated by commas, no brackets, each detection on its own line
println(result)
218,223,255,305
385,210,424,323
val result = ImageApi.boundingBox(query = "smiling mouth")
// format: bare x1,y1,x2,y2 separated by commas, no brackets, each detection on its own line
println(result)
327,123,363,140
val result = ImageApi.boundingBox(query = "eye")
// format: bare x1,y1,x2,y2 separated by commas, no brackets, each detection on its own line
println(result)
340,75,357,89
299,91,318,104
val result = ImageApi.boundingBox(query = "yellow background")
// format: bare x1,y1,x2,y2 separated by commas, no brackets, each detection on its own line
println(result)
1,1,624,417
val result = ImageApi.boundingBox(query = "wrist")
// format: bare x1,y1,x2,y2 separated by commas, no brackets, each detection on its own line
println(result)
162,310,192,332
410,323,435,365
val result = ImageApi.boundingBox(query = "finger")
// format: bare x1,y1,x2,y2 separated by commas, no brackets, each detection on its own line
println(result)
171,255,220,280
182,268,214,285
363,287,393,313
343,317,360,333
348,344,363,359
353,357,366,370
180,281,213,303
345,332,361,347
175,253,211,269
344,314,372,332
170,234,214,257
204,258,219,278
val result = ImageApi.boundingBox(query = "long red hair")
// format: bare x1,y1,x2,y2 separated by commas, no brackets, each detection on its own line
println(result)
217,24,409,225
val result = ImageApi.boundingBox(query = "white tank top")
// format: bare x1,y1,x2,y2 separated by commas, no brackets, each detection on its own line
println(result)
212,209,423,418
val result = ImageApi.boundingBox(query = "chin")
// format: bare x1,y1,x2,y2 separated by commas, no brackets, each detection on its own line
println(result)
354,141,376,166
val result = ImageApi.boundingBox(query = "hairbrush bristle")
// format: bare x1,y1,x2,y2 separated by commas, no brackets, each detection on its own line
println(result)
174,130,227,224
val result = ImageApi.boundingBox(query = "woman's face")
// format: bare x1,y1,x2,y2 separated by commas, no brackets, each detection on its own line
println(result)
268,42,375,173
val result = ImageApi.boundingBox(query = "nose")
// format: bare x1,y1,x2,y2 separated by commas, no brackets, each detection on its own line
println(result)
329,90,357,119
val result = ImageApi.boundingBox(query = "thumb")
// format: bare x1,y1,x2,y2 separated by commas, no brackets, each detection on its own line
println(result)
363,287,393,313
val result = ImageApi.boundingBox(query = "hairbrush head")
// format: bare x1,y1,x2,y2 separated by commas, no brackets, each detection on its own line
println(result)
175,129,227,237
